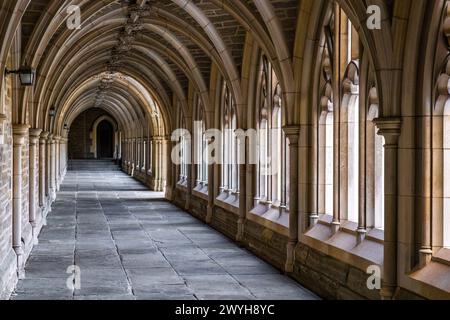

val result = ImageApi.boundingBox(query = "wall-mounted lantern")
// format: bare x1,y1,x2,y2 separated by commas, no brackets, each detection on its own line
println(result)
64,123,69,130
5,67,36,86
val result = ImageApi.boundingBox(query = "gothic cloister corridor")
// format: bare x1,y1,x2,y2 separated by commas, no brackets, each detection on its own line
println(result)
1,0,450,304
11,160,317,300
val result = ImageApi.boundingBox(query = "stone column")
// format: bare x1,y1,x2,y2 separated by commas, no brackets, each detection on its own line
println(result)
123,139,128,171
142,138,147,172
48,135,56,201
146,137,152,176
332,2,342,235
55,136,61,191
46,134,51,204
153,137,160,190
161,137,169,191
206,135,215,224
136,138,141,170
166,139,177,201
284,126,300,273
39,132,48,210
61,137,68,177
236,163,246,242
132,138,136,175
374,117,401,300
12,124,29,278
29,128,42,244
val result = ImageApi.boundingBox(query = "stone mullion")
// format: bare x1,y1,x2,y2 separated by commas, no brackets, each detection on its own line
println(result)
151,138,157,188
166,139,177,201
375,117,401,300
46,135,52,204
161,137,169,191
185,116,193,210
206,135,215,224
158,138,163,190
126,139,130,172
132,138,136,173
39,132,48,210
143,138,147,172
283,126,300,273
12,124,29,278
29,128,42,245
136,137,140,170
50,136,57,201
332,2,343,234
55,136,61,191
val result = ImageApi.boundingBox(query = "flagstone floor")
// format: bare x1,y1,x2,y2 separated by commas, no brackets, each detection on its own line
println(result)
11,168,318,300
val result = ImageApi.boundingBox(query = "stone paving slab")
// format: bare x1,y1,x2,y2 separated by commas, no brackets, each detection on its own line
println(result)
11,169,319,300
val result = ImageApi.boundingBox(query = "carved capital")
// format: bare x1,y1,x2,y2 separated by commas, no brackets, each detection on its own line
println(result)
282,125,300,145
13,124,30,146
29,128,43,145
374,117,401,146
0,113,6,124
40,131,49,143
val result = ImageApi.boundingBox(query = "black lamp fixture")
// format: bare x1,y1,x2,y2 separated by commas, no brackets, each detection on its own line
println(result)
5,67,36,86
49,107,56,118
63,123,69,130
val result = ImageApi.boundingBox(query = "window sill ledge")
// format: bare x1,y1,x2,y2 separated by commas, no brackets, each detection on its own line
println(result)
433,248,450,267
409,259,450,298
247,204,289,237
215,192,239,215
302,217,384,271
192,185,208,201
317,214,384,243
176,181,188,190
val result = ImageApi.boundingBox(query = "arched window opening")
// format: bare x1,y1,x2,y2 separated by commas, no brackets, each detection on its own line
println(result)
220,83,238,196
318,49,334,217
254,55,288,212
194,96,208,191
343,62,360,223
444,98,450,248
314,4,385,240
367,88,385,230
178,115,189,186
435,59,450,249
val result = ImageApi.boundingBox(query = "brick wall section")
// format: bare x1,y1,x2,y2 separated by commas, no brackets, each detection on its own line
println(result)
68,109,112,159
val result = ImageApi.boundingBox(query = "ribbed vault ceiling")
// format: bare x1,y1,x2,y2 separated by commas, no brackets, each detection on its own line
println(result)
16,0,301,137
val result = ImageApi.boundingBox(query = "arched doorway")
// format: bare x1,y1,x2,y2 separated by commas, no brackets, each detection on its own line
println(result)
97,120,114,159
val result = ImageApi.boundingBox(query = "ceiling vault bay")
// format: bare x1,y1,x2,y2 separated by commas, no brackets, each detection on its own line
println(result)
14,0,300,138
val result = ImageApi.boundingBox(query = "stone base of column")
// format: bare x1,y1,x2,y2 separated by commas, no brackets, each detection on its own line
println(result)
206,205,214,224
284,240,296,273
13,248,25,280
331,221,340,235
380,285,398,300
309,214,319,228
356,228,367,245
50,188,56,202
166,186,176,202
185,195,191,211
40,206,49,225
31,223,39,245
236,218,245,243
419,248,433,268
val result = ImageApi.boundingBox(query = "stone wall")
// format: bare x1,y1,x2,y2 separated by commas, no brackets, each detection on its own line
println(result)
171,192,426,300
68,109,112,159
0,72,15,299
